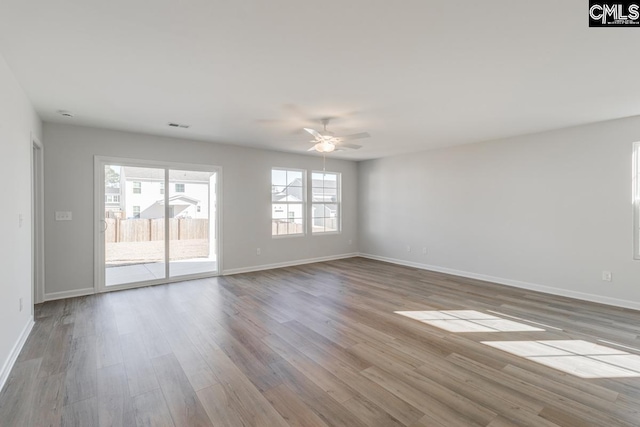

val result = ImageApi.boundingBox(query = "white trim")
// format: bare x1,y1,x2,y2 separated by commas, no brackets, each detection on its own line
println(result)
44,287,95,301
0,318,34,393
222,253,358,275
164,168,170,280
94,156,103,294
634,142,640,260
358,253,640,312
216,167,224,273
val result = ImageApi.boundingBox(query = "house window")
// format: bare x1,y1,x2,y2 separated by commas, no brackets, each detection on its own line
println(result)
105,195,120,203
175,183,185,192
272,168,305,236
133,206,140,219
197,206,201,213
635,142,640,259
133,182,141,194
160,181,164,194
312,171,341,233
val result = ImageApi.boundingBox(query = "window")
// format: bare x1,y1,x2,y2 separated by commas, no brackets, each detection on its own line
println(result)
160,181,164,194
197,206,201,213
133,206,140,219
272,168,305,236
175,183,185,192
635,142,640,259
133,182,141,194
105,195,120,203
312,171,341,233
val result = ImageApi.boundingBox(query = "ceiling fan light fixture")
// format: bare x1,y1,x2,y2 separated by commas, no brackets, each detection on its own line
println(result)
315,141,336,153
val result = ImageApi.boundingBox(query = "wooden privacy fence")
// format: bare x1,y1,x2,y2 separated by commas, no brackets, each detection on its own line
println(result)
105,218,209,243
271,220,304,235
271,218,338,235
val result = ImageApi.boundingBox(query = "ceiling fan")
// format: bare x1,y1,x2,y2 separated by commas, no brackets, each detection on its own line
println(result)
305,118,370,153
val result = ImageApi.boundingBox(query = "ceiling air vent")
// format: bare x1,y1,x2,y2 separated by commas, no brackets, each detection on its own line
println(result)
168,122,191,129
57,110,74,118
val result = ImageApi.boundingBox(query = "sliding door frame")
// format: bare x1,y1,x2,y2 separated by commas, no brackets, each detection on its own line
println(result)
94,156,223,293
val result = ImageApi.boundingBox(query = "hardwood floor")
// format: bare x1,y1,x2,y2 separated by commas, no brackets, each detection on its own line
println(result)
1,257,640,426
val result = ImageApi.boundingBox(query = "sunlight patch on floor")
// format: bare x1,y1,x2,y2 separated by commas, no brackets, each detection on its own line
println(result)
483,340,640,378
394,310,544,333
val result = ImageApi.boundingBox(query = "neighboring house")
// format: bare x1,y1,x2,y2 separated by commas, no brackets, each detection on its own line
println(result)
271,178,337,225
105,167,214,219
271,194,304,222
105,187,122,218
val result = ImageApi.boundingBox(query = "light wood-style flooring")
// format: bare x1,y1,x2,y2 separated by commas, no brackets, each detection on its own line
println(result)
1,257,640,426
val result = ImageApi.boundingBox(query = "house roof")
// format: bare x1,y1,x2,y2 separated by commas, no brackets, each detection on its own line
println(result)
157,195,201,205
286,178,337,189
273,194,303,203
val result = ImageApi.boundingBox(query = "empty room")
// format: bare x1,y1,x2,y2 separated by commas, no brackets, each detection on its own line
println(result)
2,1,640,426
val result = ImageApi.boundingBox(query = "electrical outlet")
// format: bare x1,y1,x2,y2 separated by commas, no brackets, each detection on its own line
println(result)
406,245,411,252
422,247,427,255
19,298,23,312
602,271,612,282
55,211,72,221
256,248,261,256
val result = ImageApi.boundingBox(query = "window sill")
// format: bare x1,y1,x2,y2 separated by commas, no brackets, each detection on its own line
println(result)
312,231,342,236
272,233,306,239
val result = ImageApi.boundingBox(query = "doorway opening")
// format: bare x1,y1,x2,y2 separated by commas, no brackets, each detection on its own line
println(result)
31,137,44,306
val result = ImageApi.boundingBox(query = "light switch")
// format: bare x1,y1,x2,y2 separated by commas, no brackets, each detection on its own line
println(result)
55,211,72,221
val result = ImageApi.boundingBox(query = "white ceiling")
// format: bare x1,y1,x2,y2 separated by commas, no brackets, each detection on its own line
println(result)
1,1,639,160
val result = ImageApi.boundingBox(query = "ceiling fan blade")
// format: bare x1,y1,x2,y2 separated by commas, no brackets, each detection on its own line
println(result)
307,146,317,152
304,128,323,140
337,132,370,141
338,143,362,150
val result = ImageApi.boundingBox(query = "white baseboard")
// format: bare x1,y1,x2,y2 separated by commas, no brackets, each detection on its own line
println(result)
358,253,640,312
0,317,34,393
44,287,95,302
222,253,358,276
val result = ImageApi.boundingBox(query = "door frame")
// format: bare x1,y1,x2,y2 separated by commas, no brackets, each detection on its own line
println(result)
31,135,45,305
94,156,223,293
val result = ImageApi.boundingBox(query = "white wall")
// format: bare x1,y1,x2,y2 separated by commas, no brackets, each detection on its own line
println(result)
359,116,640,309
43,123,357,296
0,54,42,385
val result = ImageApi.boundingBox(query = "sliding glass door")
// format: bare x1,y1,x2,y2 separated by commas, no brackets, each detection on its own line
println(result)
97,158,220,291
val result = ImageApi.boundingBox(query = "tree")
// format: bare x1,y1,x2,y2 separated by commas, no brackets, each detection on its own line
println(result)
105,166,120,187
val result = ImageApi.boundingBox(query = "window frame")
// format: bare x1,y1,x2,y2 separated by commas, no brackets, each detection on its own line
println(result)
271,167,306,238
132,181,141,194
175,183,185,193
634,142,640,260
311,170,341,235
